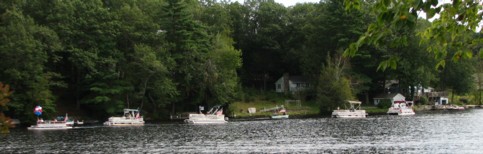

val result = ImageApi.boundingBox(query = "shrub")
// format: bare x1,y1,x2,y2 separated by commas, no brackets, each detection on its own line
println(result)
377,99,392,109
419,96,429,105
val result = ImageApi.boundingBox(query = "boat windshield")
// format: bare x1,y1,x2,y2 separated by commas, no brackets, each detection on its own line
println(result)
347,101,362,110
123,109,141,117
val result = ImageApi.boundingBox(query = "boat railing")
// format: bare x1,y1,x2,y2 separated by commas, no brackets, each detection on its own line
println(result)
207,106,224,115
37,120,68,124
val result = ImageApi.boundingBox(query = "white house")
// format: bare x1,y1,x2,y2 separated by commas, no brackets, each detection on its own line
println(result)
413,86,434,96
433,96,449,105
373,93,406,105
275,75,309,93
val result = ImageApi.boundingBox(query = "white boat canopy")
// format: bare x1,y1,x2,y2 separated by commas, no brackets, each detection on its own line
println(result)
348,101,362,104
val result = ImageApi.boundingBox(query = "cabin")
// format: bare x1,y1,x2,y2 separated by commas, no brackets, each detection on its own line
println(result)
275,74,309,93
432,96,449,105
373,93,406,105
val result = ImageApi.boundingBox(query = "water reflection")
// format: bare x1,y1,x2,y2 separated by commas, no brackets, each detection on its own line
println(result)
2,109,483,153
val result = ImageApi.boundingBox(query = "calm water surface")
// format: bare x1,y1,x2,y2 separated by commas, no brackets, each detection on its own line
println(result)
2,109,483,153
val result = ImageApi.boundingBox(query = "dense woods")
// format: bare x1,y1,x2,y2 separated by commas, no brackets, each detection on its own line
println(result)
0,0,481,123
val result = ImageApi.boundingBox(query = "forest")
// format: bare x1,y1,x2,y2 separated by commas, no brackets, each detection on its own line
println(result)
0,0,481,123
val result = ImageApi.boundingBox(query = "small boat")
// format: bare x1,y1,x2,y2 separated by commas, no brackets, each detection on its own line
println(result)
447,105,465,110
75,120,84,125
387,101,415,115
184,105,227,124
28,114,74,130
332,100,367,118
271,108,289,119
271,114,289,119
437,104,465,110
103,109,144,126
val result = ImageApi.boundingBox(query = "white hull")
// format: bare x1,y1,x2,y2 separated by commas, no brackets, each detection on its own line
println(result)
103,117,144,126
104,109,145,126
28,126,73,130
184,114,227,124
387,108,415,115
332,110,367,118
28,121,74,130
271,115,289,119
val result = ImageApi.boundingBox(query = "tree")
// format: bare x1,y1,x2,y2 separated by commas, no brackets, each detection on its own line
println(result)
0,82,14,133
126,44,177,118
111,1,177,119
30,0,127,115
201,34,242,107
162,0,212,113
317,55,353,115
440,57,476,103
0,3,60,122
344,0,483,69
228,0,290,89
298,0,369,81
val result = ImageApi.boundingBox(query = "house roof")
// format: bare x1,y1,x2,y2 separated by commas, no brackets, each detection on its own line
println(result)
289,76,307,83
374,93,404,99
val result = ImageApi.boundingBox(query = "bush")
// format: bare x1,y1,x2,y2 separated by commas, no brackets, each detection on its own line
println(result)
419,96,429,105
377,99,392,109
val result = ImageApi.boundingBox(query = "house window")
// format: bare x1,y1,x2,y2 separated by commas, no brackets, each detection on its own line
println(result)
277,84,281,89
296,83,301,87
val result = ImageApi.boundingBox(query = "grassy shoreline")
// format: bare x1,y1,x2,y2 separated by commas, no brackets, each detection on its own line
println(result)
228,101,391,119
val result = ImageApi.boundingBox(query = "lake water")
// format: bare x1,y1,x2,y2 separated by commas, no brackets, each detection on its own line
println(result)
2,109,483,153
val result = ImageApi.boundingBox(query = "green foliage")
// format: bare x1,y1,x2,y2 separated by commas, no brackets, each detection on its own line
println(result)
316,55,353,115
419,96,429,105
0,0,480,121
202,34,242,105
229,100,319,118
344,0,483,69
377,99,392,109
441,60,476,95
0,82,14,133
0,4,59,122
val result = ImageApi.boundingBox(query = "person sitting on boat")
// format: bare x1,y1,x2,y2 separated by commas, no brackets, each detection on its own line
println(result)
279,109,287,115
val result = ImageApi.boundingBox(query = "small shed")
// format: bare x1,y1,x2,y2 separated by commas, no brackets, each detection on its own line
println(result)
373,93,406,105
275,74,309,93
433,97,449,105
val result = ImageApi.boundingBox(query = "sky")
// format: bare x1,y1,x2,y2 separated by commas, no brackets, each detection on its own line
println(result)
233,0,320,7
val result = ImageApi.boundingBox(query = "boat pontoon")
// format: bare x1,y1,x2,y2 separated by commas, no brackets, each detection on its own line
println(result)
332,101,367,118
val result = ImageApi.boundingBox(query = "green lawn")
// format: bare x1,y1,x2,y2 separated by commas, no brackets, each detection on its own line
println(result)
362,106,388,115
228,100,319,118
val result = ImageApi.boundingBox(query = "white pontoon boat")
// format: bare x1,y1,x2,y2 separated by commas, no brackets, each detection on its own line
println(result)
184,106,227,124
332,101,367,118
28,114,74,130
104,109,144,126
387,101,415,115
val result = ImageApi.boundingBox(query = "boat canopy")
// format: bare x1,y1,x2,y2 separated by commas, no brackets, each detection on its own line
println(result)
348,101,362,104
123,109,140,113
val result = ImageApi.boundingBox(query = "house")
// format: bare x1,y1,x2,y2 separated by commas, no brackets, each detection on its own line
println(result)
373,93,406,105
275,74,309,93
432,96,449,105
414,86,434,96
425,91,449,105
